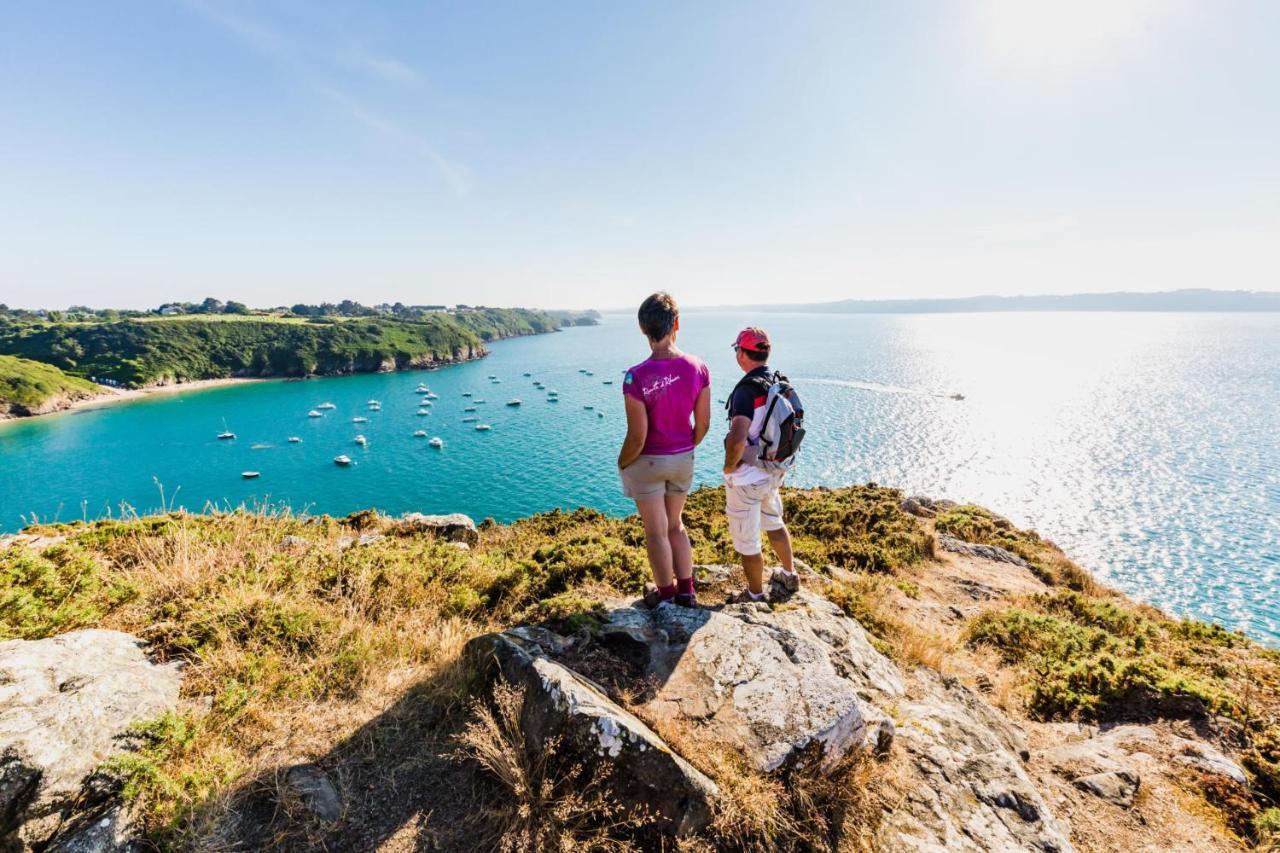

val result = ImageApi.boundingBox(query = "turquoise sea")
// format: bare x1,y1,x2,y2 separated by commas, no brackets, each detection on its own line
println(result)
2,312,1278,642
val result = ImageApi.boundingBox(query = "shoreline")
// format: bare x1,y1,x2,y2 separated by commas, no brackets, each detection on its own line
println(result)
0,377,273,425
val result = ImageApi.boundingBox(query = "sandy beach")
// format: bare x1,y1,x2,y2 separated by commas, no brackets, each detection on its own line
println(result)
0,377,270,424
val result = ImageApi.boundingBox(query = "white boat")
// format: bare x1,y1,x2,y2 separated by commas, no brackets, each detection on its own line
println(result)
475,423,492,431
334,455,352,466
318,402,336,410
242,471,260,479
491,378,501,384
583,405,594,410
288,436,302,443
354,435,367,445
547,396,560,403
487,374,497,380
417,409,431,416
462,416,478,422
308,410,323,418
425,392,439,400
217,417,235,439
585,371,594,376
598,412,604,418
462,391,473,397
368,403,382,411
507,399,521,406
464,406,476,412
353,416,368,423
413,430,427,437
602,380,613,385
547,389,559,396
416,384,430,393
367,399,380,406
473,399,486,404
428,437,444,448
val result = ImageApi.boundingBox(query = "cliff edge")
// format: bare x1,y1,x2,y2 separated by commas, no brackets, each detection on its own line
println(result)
0,487,1276,850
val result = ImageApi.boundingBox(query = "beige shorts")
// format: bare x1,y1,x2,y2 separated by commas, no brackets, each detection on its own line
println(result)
620,451,695,500
725,471,787,555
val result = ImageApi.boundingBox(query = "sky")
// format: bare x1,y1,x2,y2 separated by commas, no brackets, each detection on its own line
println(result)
1,1,1278,310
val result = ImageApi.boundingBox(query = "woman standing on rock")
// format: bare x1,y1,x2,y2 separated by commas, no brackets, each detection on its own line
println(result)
618,292,711,608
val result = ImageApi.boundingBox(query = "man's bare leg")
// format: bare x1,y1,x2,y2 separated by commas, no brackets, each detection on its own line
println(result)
742,551,765,596
766,526,794,574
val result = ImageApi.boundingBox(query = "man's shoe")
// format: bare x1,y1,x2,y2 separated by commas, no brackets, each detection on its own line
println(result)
642,582,662,609
771,569,800,594
727,588,767,605
673,591,698,608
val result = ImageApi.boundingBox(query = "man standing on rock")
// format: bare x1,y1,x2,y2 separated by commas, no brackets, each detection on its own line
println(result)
722,326,805,602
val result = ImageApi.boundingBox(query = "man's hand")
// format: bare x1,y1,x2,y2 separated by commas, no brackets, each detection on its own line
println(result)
723,462,739,475
723,414,751,473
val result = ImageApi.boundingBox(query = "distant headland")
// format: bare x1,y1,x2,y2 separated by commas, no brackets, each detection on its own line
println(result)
0,300,600,419
700,288,1280,314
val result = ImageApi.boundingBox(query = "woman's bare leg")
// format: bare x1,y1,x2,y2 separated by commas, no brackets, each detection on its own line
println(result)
664,492,693,581
636,496,674,588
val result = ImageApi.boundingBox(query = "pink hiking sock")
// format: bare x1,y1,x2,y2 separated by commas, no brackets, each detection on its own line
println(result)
676,576,695,596
658,583,677,601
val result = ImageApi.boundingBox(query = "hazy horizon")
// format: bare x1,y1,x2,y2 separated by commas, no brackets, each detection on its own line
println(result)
3,2,1279,310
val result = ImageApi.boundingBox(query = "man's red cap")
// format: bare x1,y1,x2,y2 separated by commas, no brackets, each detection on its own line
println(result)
732,326,770,353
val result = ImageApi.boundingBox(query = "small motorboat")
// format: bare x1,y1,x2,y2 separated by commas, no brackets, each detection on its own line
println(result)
547,389,559,396
462,391,473,397
429,437,444,448
354,435,367,446
334,455,352,466
425,392,439,400
416,384,430,394
318,402,336,410
242,471,260,479
474,423,492,431
578,369,587,373
507,399,521,406
585,371,594,376
368,403,382,411
602,380,613,385
487,374,497,380
522,372,532,377
308,410,323,418
353,416,368,423
583,405,593,410
462,416,478,422
413,430,427,437
473,399,486,404
464,406,476,413
288,436,302,443
598,412,604,418
417,409,432,416
547,396,560,403
367,399,380,406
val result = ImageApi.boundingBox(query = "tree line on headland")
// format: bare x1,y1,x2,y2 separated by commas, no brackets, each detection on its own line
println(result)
0,300,598,415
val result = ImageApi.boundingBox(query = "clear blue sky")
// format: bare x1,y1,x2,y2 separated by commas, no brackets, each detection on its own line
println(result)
2,1,1277,310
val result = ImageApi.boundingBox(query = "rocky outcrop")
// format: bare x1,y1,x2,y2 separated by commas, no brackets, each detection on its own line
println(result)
937,533,1035,570
616,587,902,772
882,673,1074,852
466,630,719,836
394,512,479,545
0,630,182,850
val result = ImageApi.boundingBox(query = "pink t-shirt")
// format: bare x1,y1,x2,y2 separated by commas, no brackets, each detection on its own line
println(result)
622,353,711,456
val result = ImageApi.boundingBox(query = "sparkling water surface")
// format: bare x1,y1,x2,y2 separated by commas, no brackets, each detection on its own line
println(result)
2,312,1278,642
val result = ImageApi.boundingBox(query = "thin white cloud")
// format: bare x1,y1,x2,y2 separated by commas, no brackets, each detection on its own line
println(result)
181,0,463,196
970,215,1078,245
339,47,423,85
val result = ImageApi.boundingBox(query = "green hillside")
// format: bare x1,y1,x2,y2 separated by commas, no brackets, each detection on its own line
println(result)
0,309,558,388
0,354,101,415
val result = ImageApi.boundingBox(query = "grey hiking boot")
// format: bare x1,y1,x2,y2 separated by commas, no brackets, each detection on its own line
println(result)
727,588,768,605
673,591,698,608
771,568,800,594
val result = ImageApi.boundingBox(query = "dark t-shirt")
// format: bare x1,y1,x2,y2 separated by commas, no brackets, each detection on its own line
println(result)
727,366,772,421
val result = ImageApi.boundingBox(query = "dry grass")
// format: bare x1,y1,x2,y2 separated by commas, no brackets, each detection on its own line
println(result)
820,570,956,674
457,682,635,852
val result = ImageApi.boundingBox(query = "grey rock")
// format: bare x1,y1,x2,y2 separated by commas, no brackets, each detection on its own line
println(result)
937,534,1035,570
466,632,719,836
1072,770,1140,808
878,673,1073,853
280,535,309,548
396,512,479,545
1095,725,1247,786
634,589,903,773
1172,740,1247,785
0,630,182,849
45,805,138,853
283,764,342,823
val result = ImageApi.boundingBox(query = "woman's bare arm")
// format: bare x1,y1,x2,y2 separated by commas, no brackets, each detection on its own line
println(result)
692,386,711,447
618,395,649,468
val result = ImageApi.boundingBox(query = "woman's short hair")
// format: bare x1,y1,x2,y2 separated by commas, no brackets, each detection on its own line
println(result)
638,292,679,341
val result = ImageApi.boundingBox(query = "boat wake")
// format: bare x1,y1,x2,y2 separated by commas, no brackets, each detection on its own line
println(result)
796,377,963,400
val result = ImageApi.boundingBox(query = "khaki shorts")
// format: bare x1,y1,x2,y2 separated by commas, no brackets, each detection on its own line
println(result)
725,470,787,555
620,451,695,500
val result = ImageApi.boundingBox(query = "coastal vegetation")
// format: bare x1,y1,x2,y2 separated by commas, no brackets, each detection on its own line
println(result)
0,354,101,416
3,484,1277,849
0,305,565,392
